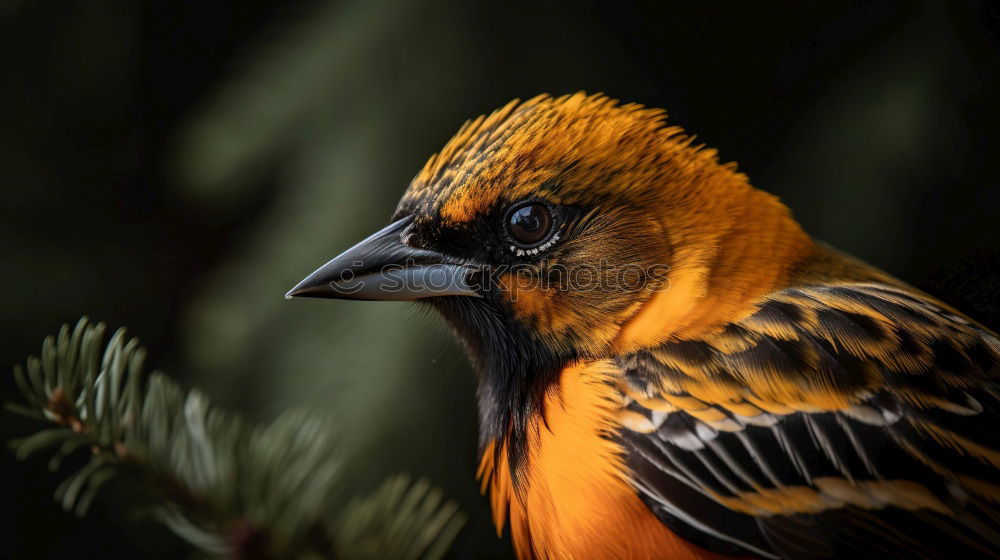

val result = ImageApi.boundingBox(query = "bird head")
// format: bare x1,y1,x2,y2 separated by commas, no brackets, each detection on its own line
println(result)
287,92,812,454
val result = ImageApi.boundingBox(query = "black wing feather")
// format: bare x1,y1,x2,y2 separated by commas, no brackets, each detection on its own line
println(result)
614,283,1000,559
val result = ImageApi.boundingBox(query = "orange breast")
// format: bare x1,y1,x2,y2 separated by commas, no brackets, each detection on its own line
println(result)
478,361,731,560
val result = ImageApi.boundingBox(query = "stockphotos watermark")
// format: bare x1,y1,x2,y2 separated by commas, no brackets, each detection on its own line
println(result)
327,259,670,299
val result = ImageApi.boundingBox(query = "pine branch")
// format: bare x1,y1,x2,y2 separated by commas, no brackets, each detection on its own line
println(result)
5,318,465,559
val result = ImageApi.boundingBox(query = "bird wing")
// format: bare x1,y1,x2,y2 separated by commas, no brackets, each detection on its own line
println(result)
615,282,1000,559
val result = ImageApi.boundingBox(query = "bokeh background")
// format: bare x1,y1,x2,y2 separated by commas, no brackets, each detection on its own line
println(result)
3,1,1000,557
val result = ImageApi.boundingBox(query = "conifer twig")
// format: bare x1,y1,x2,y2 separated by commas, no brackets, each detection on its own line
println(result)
5,317,465,559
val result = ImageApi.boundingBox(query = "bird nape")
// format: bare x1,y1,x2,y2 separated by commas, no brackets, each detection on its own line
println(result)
286,92,1000,560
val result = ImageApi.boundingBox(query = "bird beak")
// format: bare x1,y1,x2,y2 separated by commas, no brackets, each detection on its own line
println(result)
285,215,481,301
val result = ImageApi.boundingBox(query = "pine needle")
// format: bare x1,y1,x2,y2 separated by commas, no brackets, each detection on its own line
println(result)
5,317,465,559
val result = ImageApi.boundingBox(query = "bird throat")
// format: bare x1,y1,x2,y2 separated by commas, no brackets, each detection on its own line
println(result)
428,295,576,481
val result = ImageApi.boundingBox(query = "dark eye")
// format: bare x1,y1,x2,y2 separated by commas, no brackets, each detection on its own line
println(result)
507,203,553,247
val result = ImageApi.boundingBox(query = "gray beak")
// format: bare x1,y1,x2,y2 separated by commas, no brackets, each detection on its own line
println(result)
285,215,481,301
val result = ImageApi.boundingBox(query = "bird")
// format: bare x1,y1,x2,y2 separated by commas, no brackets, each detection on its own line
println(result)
286,93,1000,559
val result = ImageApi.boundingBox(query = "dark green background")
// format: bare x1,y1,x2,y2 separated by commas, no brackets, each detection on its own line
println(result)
3,1,1000,558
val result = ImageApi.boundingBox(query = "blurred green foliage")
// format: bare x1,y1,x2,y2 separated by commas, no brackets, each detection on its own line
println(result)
6,318,465,559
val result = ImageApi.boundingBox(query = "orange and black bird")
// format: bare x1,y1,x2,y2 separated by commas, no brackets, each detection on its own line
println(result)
286,93,1000,559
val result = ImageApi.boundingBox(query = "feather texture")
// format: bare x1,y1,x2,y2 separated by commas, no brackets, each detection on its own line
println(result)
616,282,1000,558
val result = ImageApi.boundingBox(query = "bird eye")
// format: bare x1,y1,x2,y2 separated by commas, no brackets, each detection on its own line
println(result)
506,202,553,248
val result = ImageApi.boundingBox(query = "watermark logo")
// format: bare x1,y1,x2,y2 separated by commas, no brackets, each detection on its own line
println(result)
328,259,670,300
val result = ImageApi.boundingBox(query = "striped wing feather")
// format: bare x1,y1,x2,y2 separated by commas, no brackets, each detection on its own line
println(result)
615,283,1000,559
